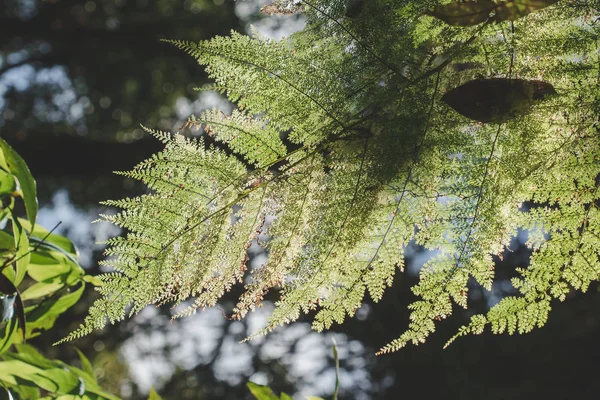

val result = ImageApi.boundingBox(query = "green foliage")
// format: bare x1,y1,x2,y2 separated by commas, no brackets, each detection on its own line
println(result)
0,138,37,226
0,344,118,399
0,141,117,398
65,0,600,354
147,388,163,400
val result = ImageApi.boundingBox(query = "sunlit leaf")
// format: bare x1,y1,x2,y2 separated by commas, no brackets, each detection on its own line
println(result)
9,216,30,287
247,382,279,400
82,275,103,287
0,139,37,226
441,78,556,123
21,282,64,301
6,345,56,369
27,250,83,286
423,0,496,26
148,388,163,400
4,344,79,394
1,345,117,399
0,171,16,197
0,360,58,392
0,149,9,174
27,252,72,282
19,219,79,261
36,368,80,394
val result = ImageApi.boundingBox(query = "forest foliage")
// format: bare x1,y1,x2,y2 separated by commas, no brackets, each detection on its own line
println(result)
60,0,600,354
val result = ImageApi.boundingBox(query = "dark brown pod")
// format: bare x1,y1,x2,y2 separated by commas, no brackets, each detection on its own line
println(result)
441,78,556,123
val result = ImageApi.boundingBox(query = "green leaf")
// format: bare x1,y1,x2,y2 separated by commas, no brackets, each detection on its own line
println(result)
1,348,78,393
73,348,95,382
0,208,10,226
8,215,30,287
60,364,119,400
19,219,79,261
37,368,80,394
148,388,163,400
27,252,72,281
247,382,279,400
21,282,64,301
332,339,339,400
0,148,9,173
7,344,56,369
423,0,496,26
0,360,58,392
0,171,16,197
10,385,38,400
26,250,83,286
0,139,37,226
305,397,325,400
0,314,18,355
280,394,294,400
0,345,116,399
2,216,31,286
0,232,15,251
24,284,85,339
82,275,103,287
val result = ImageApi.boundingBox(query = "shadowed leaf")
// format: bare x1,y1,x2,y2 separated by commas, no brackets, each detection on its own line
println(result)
492,0,559,22
0,232,15,251
423,0,497,26
424,0,559,26
74,348,95,382
441,78,556,122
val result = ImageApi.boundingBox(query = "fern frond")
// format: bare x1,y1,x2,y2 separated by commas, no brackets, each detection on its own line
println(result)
64,0,600,353
188,109,287,168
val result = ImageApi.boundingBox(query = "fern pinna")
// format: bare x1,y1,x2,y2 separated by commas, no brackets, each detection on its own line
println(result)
61,0,600,353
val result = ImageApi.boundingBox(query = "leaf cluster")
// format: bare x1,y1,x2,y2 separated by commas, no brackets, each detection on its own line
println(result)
65,0,600,354
0,138,116,398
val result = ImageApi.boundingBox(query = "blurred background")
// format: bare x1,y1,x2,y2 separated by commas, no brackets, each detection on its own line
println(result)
2,0,600,399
